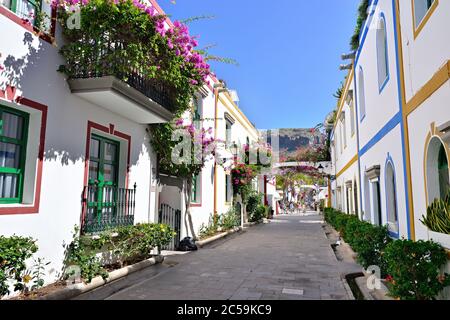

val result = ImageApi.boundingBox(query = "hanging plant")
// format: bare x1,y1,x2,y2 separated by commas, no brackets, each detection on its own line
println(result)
54,0,211,115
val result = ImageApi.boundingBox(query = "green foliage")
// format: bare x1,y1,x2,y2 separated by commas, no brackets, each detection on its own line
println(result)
324,208,391,276
250,205,268,223
199,210,240,239
64,227,108,284
246,191,263,217
57,0,203,116
199,214,221,239
421,191,450,234
345,219,392,275
20,258,51,295
221,207,240,231
65,223,175,283
0,235,38,297
350,0,370,51
384,239,450,300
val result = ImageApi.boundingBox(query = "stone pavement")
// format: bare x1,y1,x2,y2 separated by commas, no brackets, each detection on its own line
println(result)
75,212,352,300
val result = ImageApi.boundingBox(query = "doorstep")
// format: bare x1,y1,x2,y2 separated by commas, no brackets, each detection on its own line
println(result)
38,255,164,300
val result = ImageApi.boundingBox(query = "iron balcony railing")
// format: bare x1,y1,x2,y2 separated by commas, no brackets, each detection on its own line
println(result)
82,184,136,234
69,38,176,113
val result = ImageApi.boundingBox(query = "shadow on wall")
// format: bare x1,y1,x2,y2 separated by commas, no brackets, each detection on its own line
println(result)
1,31,152,168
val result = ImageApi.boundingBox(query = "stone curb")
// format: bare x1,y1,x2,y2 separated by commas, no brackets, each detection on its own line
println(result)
196,218,271,248
196,227,243,248
355,275,394,300
38,255,164,300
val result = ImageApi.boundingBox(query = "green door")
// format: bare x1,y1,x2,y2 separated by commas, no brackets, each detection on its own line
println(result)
87,135,120,232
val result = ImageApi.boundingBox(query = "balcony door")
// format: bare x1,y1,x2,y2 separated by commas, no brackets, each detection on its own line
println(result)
86,135,120,232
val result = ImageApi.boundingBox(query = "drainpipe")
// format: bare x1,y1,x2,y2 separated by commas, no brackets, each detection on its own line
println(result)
213,82,226,217
213,87,218,217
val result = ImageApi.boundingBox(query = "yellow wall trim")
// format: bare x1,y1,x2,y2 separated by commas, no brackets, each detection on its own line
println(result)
412,0,439,40
336,155,358,179
218,96,258,138
405,60,450,116
333,68,354,132
423,123,450,207
396,0,416,240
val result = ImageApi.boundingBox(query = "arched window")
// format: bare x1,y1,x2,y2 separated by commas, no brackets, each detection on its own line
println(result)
358,67,366,121
385,161,398,229
376,14,389,89
426,137,450,203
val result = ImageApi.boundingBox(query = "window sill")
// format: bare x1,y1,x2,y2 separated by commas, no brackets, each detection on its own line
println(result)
190,203,202,207
0,5,56,45
0,203,39,215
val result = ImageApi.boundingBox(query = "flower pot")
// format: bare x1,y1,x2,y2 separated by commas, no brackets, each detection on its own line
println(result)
428,231,450,249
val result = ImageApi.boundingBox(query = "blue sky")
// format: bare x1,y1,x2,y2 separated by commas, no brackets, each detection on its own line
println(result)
159,0,361,129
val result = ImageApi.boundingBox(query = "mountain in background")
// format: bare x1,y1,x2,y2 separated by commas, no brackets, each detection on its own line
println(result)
261,128,325,161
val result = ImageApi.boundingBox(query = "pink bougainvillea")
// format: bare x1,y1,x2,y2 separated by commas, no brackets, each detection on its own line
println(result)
51,0,211,83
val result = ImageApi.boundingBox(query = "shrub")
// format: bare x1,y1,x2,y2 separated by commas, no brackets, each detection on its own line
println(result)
347,222,391,275
384,239,450,300
250,205,268,222
0,235,38,297
64,228,108,283
325,209,391,276
199,214,221,239
246,192,262,216
65,223,176,282
221,208,240,231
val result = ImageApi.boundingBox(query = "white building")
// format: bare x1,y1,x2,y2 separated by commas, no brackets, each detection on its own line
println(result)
396,0,450,249
0,0,266,290
0,0,172,284
330,71,361,216
331,0,450,251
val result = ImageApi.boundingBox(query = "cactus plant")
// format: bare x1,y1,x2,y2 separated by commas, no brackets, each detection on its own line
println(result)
421,190,450,234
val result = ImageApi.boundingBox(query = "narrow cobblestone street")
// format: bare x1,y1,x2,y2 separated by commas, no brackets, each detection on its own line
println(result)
75,213,351,300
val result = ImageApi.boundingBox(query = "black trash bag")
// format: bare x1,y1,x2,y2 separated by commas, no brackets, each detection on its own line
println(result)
178,237,198,251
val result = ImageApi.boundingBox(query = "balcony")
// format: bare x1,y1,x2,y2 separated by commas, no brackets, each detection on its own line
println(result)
82,184,137,234
66,39,176,124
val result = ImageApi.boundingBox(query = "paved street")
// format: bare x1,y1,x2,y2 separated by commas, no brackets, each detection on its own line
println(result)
76,213,351,300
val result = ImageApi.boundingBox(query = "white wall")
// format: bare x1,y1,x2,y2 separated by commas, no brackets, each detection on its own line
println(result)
398,0,450,102
407,81,450,245
0,13,158,286
359,125,408,238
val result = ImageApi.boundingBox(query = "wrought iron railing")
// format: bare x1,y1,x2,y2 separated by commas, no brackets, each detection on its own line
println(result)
82,184,136,234
68,37,176,113
159,204,181,251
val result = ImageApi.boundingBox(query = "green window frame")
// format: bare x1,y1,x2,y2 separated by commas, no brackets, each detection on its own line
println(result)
8,0,42,27
0,104,29,204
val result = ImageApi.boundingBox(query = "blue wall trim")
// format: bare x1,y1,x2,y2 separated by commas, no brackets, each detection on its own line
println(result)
355,0,380,66
359,111,401,157
392,0,412,240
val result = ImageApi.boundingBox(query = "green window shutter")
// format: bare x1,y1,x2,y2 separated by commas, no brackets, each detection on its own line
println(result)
0,104,29,204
